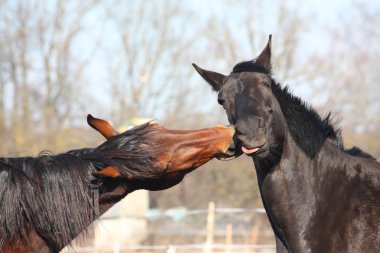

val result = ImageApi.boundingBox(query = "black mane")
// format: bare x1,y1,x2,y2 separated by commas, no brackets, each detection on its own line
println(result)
232,60,270,75
271,80,376,160
271,82,340,158
83,123,164,180
0,123,161,251
232,61,375,160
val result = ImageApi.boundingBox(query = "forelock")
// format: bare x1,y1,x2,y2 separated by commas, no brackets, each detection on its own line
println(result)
232,60,270,74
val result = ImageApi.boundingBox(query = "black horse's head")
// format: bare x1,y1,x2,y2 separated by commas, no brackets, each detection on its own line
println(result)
193,35,286,159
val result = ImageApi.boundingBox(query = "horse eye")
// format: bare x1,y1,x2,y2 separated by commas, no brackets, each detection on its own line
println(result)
217,98,224,105
263,82,271,88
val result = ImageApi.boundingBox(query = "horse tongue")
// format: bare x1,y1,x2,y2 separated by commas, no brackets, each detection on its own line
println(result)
241,146,259,155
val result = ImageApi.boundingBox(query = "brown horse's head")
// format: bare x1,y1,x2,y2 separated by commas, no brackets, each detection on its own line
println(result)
87,115,236,190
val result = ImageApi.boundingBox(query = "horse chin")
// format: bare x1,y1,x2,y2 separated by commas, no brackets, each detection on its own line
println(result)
253,146,270,159
216,154,237,161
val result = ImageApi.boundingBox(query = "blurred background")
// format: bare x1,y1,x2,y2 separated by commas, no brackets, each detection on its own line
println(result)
1,0,379,252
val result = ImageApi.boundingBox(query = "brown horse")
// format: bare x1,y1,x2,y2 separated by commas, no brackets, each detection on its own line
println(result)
0,115,235,253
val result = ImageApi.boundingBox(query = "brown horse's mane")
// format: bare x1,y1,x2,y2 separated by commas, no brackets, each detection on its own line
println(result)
0,123,161,251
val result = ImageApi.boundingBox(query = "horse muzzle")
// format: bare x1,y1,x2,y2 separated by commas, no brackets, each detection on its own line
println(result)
215,128,243,160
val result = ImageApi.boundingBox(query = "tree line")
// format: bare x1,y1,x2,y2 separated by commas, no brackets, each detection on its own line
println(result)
1,0,379,208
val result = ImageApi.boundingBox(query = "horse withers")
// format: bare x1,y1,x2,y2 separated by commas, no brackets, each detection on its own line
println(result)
0,115,236,253
194,35,380,253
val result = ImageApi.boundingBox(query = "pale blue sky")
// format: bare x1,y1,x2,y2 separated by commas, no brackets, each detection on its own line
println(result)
80,0,380,116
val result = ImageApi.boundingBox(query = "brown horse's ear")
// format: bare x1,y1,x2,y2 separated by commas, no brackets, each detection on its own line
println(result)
255,34,272,71
87,114,119,139
94,166,122,178
192,63,225,91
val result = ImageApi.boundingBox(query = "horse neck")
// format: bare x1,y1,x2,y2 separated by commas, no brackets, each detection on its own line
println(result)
69,148,135,214
97,180,134,215
1,181,134,253
53,173,135,251
254,130,368,252
50,174,134,251
3,157,135,252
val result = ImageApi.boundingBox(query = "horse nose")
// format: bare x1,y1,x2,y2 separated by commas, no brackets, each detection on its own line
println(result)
216,132,242,160
227,133,239,152
236,117,263,135
235,123,251,138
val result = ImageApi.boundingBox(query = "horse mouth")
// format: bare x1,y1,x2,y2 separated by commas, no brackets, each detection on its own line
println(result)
216,146,240,160
216,154,235,161
241,142,267,156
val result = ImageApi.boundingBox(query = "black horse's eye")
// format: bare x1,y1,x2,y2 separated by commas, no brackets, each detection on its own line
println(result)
217,93,225,105
268,107,273,113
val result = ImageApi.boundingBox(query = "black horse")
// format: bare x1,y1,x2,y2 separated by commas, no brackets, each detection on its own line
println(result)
193,36,380,253
0,115,235,253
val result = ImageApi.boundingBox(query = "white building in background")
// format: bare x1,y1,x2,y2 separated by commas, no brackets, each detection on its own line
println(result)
94,190,149,248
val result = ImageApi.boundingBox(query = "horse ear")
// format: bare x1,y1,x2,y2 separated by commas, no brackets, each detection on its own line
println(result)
87,114,119,139
94,166,122,178
255,34,272,71
192,63,225,91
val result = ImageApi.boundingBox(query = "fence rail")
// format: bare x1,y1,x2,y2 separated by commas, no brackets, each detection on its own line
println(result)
61,202,275,253
63,243,276,253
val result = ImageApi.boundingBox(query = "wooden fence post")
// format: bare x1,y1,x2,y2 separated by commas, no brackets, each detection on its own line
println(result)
225,224,233,253
167,245,176,253
93,226,99,253
251,225,258,245
204,202,215,253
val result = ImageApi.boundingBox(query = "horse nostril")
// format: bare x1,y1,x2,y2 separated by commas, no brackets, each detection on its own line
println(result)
235,127,244,136
257,118,265,128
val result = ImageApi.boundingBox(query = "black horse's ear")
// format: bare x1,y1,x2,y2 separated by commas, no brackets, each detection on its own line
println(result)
192,63,225,91
255,34,272,71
